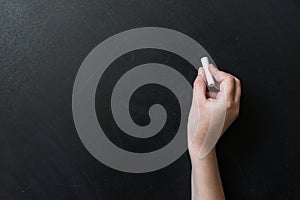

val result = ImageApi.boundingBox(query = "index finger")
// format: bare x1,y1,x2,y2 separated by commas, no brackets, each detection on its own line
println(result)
208,64,232,82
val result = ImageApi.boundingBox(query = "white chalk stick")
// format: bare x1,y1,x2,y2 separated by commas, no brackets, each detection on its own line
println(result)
200,57,215,87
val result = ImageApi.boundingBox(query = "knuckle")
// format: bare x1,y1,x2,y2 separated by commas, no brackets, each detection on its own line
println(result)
194,78,205,90
224,76,235,88
228,76,235,84
226,101,234,109
235,77,241,86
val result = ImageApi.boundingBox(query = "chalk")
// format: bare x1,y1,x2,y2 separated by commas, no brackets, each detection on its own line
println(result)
200,57,215,87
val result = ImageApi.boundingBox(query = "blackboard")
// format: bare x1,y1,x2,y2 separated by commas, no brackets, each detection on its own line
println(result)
1,0,299,199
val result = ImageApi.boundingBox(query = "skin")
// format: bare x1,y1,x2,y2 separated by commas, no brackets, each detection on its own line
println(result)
188,64,241,200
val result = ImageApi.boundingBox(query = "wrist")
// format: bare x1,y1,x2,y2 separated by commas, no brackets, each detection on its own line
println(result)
189,147,216,166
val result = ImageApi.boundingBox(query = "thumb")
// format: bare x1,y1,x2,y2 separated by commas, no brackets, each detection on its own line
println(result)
193,70,207,103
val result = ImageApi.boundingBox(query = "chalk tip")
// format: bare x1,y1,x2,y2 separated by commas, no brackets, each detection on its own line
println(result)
207,83,215,87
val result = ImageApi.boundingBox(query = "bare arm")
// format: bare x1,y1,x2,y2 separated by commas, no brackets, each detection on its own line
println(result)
188,64,241,200
190,149,225,200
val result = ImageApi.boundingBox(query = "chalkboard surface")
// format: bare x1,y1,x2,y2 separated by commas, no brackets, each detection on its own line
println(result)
1,0,299,199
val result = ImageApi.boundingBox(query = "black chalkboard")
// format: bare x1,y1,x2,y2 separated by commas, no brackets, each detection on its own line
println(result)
1,0,299,199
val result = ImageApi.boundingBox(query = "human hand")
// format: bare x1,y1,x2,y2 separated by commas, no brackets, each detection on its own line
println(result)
188,64,241,159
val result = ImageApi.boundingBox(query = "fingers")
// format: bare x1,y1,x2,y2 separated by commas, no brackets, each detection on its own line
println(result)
209,64,231,82
209,64,238,102
200,65,221,90
234,77,241,103
193,73,207,103
196,64,241,104
221,76,236,102
197,67,207,85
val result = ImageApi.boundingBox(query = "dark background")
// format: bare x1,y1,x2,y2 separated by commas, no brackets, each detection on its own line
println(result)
1,0,300,199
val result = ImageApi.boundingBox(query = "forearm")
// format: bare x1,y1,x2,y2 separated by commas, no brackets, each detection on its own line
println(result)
190,148,225,200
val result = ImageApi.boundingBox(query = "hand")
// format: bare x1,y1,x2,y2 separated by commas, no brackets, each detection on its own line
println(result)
188,64,241,158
